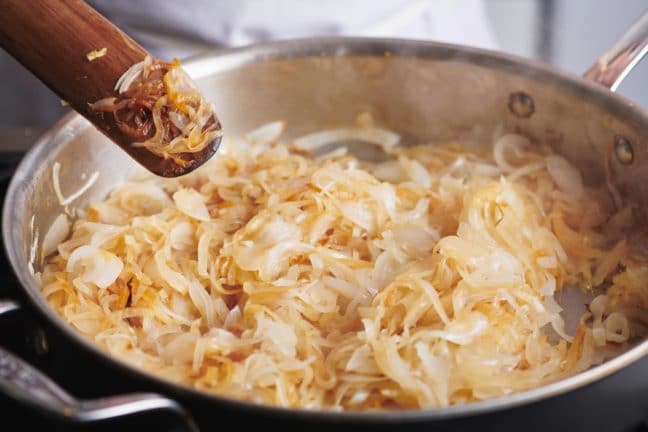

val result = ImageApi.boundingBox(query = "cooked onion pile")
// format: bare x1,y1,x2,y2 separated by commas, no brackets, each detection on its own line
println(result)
40,120,648,410
92,56,221,165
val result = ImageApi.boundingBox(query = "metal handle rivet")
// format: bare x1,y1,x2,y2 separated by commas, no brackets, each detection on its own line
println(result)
614,136,634,165
508,92,535,118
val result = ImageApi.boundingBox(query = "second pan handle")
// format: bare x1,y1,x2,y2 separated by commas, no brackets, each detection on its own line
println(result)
0,302,198,431
0,345,198,431
583,10,648,91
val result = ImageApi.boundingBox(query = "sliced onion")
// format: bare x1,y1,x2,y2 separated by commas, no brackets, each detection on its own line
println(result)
66,245,123,289
546,155,583,198
173,188,210,221
245,121,285,144
41,214,70,258
493,134,530,172
294,127,400,153
52,162,100,207
114,59,145,93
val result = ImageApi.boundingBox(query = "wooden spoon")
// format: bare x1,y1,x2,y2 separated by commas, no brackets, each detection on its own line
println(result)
0,0,222,177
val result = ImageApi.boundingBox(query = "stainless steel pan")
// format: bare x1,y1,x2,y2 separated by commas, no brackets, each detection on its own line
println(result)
1,12,648,431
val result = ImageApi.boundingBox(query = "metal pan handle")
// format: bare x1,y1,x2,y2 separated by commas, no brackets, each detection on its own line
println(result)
0,299,20,315
584,10,648,91
0,302,198,431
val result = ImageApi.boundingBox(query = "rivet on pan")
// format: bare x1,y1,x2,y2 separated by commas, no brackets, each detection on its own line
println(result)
508,91,535,118
614,136,634,165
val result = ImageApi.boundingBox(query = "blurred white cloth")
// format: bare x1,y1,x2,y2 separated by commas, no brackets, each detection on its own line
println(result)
92,0,497,58
0,0,497,130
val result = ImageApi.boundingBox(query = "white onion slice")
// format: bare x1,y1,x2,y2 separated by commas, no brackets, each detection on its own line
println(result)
41,214,70,258
245,121,285,144
52,162,100,206
294,127,400,153
173,188,210,221
546,155,583,198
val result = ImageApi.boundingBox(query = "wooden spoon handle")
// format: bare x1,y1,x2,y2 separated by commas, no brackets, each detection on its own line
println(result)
0,0,221,177
0,0,145,112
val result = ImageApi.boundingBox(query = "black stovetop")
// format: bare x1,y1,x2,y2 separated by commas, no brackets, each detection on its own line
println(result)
0,151,646,432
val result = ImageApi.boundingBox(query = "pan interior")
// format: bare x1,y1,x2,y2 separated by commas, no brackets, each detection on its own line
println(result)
6,39,648,418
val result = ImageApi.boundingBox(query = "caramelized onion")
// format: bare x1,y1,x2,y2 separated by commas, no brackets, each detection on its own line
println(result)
92,56,221,159
40,121,648,410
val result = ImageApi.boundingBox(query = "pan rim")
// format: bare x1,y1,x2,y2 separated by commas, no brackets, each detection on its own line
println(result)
4,36,648,423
